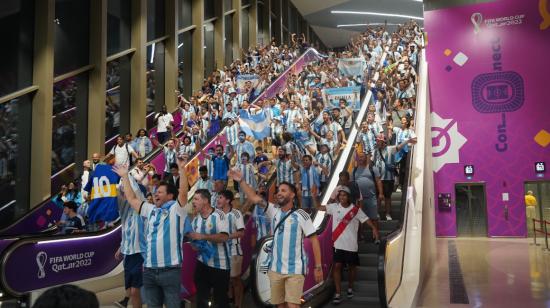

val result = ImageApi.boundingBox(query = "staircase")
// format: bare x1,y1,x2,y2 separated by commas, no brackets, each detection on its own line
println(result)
322,190,403,307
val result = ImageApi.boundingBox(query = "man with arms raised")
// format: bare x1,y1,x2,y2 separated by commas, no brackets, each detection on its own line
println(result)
228,169,323,308
113,157,189,308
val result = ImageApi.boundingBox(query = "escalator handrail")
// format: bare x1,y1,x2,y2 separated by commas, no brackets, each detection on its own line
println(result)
377,41,426,307
0,48,315,238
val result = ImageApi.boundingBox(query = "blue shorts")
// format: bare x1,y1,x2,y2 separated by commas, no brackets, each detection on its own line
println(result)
124,253,144,289
361,197,379,220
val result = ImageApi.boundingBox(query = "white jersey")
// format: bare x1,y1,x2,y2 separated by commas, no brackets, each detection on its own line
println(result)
226,208,245,256
192,209,230,270
325,203,368,252
265,203,316,275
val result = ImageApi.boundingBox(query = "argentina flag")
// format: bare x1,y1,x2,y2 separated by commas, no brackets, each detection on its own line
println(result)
238,109,271,139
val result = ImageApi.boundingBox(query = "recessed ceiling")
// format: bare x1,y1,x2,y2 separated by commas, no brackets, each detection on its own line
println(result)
291,0,424,48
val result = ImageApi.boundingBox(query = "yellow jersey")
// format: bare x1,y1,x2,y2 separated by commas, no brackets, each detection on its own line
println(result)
525,195,537,207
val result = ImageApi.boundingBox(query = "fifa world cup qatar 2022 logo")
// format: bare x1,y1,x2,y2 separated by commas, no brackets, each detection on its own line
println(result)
470,16,525,153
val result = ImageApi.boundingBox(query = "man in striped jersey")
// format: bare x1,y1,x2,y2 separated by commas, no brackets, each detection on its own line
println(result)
229,170,323,308
258,147,300,186
187,189,230,308
114,176,147,308
216,190,245,308
196,165,214,192
320,111,345,144
234,152,257,206
114,157,190,308
222,117,240,147
314,143,333,192
299,154,320,212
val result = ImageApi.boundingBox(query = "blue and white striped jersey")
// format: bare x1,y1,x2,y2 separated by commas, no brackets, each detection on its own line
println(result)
253,204,271,240
315,153,332,182
226,208,245,256
192,209,230,270
203,158,215,179
273,158,295,185
265,204,316,275
300,166,320,197
224,124,240,146
234,141,255,164
373,146,397,181
118,199,146,256
394,127,416,149
320,122,342,142
140,200,188,268
235,162,257,189
197,177,214,192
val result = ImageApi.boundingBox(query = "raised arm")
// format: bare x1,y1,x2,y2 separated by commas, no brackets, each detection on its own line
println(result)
113,165,142,212
228,168,266,207
176,157,189,207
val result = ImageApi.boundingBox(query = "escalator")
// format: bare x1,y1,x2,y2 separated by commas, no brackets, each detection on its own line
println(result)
0,48,322,304
245,46,391,307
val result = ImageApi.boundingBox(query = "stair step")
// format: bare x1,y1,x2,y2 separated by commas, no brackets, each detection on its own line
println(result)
358,242,380,254
363,229,394,238
358,253,378,266
328,295,382,307
343,266,377,281
341,280,379,298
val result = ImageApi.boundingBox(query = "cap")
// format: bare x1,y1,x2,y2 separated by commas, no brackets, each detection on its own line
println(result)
337,186,351,195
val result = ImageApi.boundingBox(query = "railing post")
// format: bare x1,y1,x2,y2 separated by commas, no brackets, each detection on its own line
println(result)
533,219,539,246
544,220,549,251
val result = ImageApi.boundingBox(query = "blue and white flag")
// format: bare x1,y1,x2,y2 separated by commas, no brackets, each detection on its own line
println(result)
322,86,362,111
236,74,260,92
338,57,367,78
238,109,271,140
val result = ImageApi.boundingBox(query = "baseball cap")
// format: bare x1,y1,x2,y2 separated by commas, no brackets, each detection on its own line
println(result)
337,186,351,195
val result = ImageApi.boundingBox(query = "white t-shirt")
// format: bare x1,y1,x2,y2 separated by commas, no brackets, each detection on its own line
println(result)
109,144,136,166
156,113,174,133
326,203,369,252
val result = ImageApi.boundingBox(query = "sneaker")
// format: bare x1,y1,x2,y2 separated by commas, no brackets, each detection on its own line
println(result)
332,294,341,305
347,288,354,299
386,214,393,221
114,297,129,308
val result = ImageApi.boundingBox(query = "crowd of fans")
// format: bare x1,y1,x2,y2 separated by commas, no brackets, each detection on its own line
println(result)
46,20,423,308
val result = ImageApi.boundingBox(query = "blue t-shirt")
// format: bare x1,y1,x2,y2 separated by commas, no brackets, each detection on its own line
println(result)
84,164,121,223
254,154,269,174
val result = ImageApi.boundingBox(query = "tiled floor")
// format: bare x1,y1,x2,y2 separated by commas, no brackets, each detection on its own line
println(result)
417,237,550,308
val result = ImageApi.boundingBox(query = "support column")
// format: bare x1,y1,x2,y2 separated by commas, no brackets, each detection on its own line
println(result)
30,0,55,206
130,0,147,137
248,0,258,47
214,0,225,70
164,0,178,111
192,0,205,90
232,0,242,61
88,0,107,156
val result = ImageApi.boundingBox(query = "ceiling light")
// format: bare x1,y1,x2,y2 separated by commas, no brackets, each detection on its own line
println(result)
337,23,401,27
178,43,183,48
331,10,424,21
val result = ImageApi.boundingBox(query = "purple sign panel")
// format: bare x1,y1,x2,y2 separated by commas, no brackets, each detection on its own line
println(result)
0,201,63,238
425,0,550,236
2,227,121,295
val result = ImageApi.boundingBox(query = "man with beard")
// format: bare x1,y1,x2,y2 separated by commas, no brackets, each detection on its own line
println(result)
196,165,214,192
228,169,323,308
258,147,300,186
186,189,230,308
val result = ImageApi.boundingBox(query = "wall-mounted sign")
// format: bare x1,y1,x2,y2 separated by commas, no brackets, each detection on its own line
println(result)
464,165,474,176
535,162,546,173
438,193,452,211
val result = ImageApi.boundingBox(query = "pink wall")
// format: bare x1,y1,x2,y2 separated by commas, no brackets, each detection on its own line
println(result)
425,0,550,236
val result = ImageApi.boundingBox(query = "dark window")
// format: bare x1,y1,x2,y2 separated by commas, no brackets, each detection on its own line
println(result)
0,95,31,230
52,74,88,175
146,42,165,130
204,23,215,77
106,56,131,141
224,14,233,66
0,0,34,97
107,0,131,56
147,0,165,41
204,0,215,20
54,0,90,76
242,0,250,6
178,0,192,29
178,32,192,97
242,9,249,49
224,0,232,12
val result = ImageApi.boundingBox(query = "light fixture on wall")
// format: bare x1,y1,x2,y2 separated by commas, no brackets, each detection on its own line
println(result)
331,10,424,21
150,43,155,64
178,43,183,48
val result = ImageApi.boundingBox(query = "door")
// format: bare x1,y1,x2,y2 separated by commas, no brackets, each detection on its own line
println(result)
524,181,550,237
455,183,488,237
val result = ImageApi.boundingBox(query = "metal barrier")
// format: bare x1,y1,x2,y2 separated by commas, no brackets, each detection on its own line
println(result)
532,218,550,250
